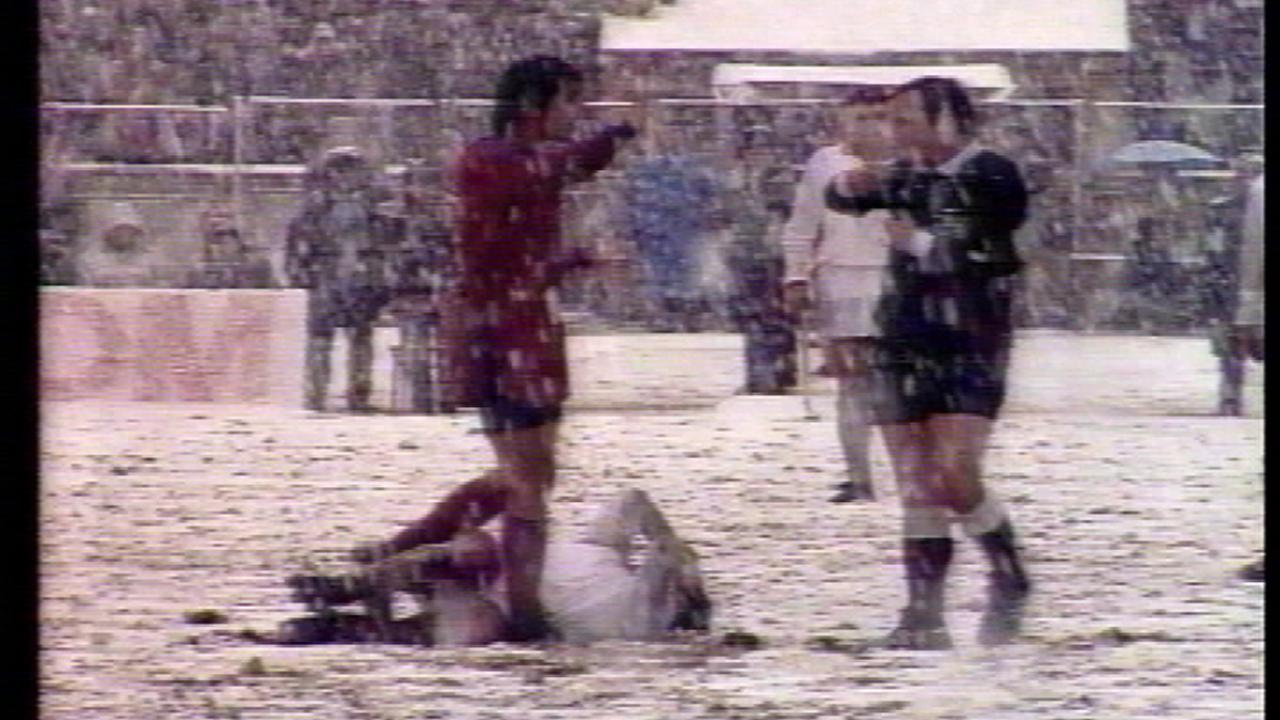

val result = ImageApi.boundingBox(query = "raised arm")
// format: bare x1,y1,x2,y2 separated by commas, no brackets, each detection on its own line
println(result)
556,123,636,185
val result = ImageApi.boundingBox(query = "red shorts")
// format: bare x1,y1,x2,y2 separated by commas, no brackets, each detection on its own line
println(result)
454,299,569,412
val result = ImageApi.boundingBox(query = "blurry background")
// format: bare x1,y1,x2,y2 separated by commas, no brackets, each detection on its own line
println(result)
39,0,1264,334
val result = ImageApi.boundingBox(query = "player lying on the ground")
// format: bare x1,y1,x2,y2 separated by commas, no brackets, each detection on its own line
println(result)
276,485,713,646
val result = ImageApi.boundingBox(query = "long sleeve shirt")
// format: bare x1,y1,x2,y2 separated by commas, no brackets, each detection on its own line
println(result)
825,143,1028,349
451,127,624,406
781,145,892,337
455,131,621,305
542,488,705,643
781,145,893,282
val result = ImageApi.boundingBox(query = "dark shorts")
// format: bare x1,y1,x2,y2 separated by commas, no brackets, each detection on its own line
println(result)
478,395,563,434
862,337,1011,425
467,325,564,434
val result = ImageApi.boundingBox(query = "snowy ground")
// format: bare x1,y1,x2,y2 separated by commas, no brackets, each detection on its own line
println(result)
40,331,1264,719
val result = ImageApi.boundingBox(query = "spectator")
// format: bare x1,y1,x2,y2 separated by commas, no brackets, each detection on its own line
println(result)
79,201,158,288
386,159,456,413
186,207,276,288
97,61,186,163
40,229,78,286
620,131,718,332
284,146,399,412
726,195,796,394
285,21,359,97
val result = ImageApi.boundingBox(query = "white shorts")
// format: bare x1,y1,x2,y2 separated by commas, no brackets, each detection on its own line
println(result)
814,266,884,339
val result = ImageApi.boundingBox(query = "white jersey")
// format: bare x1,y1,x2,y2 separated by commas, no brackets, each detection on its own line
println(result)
539,489,704,643
781,145,893,338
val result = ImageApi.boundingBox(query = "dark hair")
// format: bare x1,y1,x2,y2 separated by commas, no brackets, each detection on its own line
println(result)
491,56,584,136
892,76,977,137
841,84,889,106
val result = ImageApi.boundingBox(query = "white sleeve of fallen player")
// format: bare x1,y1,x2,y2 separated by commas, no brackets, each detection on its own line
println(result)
540,489,695,642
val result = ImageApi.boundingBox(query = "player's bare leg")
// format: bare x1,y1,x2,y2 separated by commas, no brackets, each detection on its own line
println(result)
880,421,953,650
488,421,560,642
930,414,1031,646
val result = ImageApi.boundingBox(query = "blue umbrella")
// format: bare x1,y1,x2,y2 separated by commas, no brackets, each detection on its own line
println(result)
1104,140,1225,170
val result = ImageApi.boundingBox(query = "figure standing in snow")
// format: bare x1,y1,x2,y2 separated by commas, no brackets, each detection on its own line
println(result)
448,56,636,641
621,138,718,331
826,77,1032,649
782,86,895,502
284,146,398,412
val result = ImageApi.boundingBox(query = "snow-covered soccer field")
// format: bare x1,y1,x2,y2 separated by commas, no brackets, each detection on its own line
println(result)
40,330,1263,719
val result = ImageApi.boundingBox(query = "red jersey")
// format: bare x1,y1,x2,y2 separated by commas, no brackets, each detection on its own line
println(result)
452,129,622,407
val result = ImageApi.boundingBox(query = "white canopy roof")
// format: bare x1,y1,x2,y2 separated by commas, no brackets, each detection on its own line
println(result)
602,0,1129,53
711,63,1016,100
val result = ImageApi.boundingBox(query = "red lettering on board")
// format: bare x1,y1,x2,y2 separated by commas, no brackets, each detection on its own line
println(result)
40,293,130,399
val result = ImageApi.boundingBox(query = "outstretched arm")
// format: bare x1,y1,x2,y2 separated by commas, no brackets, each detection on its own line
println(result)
558,123,637,185
824,159,905,216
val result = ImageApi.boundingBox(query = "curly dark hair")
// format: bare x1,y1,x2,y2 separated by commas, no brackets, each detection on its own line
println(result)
892,76,977,137
491,55,584,136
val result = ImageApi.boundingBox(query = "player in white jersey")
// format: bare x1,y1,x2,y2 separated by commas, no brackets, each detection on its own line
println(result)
781,86,895,503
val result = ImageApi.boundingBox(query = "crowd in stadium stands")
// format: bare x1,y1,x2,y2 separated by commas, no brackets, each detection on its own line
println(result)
39,0,1262,168
40,0,1262,105
40,0,606,163
39,0,1262,335
40,1,609,104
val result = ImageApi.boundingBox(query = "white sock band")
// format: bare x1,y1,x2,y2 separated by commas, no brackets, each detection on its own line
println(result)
958,492,1008,537
902,506,952,539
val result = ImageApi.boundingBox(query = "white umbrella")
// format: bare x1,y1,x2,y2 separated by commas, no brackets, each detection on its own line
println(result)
1104,140,1225,170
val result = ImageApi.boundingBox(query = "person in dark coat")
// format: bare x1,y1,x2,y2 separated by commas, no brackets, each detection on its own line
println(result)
826,77,1032,650
726,196,796,395
284,146,398,412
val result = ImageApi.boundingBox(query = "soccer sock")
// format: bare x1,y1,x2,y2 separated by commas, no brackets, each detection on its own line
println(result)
383,470,508,555
901,506,954,619
976,521,1030,591
903,536,954,619
960,494,1029,591
501,515,553,640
